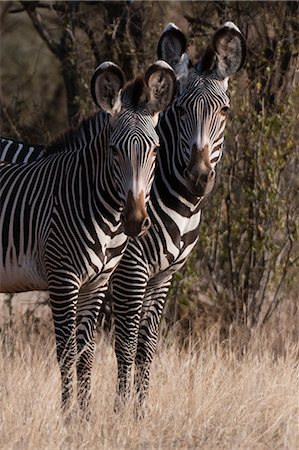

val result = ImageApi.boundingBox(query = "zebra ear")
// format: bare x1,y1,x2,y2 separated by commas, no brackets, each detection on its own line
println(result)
144,60,177,116
207,22,246,79
91,61,125,114
157,23,189,82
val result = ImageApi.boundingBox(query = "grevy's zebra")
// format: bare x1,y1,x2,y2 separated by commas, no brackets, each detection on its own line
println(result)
109,22,246,409
0,60,177,413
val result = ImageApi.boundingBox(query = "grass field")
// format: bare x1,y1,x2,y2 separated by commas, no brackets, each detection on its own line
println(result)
1,304,298,450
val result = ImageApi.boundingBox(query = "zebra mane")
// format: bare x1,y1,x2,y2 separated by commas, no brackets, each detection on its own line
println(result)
44,114,99,156
121,77,149,108
44,79,148,156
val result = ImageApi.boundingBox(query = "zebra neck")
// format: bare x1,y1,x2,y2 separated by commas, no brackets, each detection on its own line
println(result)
52,114,122,221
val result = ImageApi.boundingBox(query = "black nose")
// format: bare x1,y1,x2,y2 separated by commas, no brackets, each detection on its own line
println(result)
200,169,215,184
200,173,209,184
122,214,151,237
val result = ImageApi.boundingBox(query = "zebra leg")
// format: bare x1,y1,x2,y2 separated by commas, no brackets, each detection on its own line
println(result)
134,279,172,408
76,288,105,416
112,258,149,410
49,282,79,413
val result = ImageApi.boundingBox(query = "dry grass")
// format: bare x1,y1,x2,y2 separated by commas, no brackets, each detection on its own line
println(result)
0,312,298,450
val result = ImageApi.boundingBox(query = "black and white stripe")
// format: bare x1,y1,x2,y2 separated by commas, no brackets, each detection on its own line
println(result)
0,137,45,163
110,22,246,408
0,60,176,414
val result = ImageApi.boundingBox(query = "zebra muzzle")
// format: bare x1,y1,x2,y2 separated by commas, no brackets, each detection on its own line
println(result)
122,191,151,237
184,144,216,196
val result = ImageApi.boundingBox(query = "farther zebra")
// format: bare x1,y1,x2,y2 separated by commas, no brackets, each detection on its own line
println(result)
0,60,177,414
109,22,246,409
0,137,45,163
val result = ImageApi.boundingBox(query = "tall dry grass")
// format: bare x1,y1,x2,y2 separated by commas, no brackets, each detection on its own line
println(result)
0,310,298,450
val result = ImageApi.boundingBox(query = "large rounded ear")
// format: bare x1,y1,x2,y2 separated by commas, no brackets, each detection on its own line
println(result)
157,23,189,82
212,22,246,79
90,61,125,114
144,60,177,116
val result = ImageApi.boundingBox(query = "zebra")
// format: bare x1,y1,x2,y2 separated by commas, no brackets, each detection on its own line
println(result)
108,22,247,409
0,59,177,414
0,137,46,163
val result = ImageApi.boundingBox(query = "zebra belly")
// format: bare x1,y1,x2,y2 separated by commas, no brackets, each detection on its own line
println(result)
0,257,47,292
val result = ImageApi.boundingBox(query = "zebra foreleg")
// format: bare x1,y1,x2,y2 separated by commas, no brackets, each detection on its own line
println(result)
134,279,172,408
49,283,79,414
76,288,105,417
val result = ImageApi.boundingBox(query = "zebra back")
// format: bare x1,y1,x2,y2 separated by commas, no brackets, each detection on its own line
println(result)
0,137,45,163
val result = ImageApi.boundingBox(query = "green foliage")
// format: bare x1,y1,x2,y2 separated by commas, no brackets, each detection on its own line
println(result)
164,1,298,336
168,87,297,336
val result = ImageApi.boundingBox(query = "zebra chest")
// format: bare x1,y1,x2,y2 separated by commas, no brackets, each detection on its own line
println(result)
159,233,199,274
81,231,127,288
149,212,201,276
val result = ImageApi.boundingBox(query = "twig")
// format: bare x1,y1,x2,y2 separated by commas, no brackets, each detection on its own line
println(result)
76,18,101,64
0,103,22,139
10,1,66,14
21,2,62,57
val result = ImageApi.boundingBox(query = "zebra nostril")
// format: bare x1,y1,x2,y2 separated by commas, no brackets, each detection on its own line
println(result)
209,169,215,180
142,217,151,230
200,173,209,184
184,168,190,179
200,170,215,184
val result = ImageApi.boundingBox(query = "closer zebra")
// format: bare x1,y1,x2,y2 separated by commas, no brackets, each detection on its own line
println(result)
0,137,45,163
109,22,246,409
0,60,177,414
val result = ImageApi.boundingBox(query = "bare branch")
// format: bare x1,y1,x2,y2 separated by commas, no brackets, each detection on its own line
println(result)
76,19,101,64
21,2,62,57
0,102,22,140
10,1,66,14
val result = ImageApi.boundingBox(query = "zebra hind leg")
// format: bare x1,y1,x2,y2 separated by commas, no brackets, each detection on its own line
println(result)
49,286,79,415
134,280,171,410
76,289,105,419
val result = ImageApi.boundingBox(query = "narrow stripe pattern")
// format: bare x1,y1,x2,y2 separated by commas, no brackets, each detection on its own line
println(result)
0,104,159,412
0,137,45,163
111,72,231,407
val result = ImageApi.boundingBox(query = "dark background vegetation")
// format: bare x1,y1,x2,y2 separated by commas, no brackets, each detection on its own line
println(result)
0,1,298,342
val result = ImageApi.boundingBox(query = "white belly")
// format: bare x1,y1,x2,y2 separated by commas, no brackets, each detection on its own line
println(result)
0,256,47,293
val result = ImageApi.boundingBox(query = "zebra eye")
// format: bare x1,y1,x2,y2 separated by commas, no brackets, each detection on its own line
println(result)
152,145,159,155
111,146,118,157
220,106,230,116
177,105,187,118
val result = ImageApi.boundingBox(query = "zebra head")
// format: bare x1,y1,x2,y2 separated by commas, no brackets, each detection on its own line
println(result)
158,22,246,197
91,61,177,236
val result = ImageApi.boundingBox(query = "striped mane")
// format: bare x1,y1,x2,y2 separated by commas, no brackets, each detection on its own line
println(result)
44,79,149,157
121,77,149,108
44,114,100,156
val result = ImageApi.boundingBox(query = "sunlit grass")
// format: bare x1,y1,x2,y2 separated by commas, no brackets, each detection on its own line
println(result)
1,316,298,450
